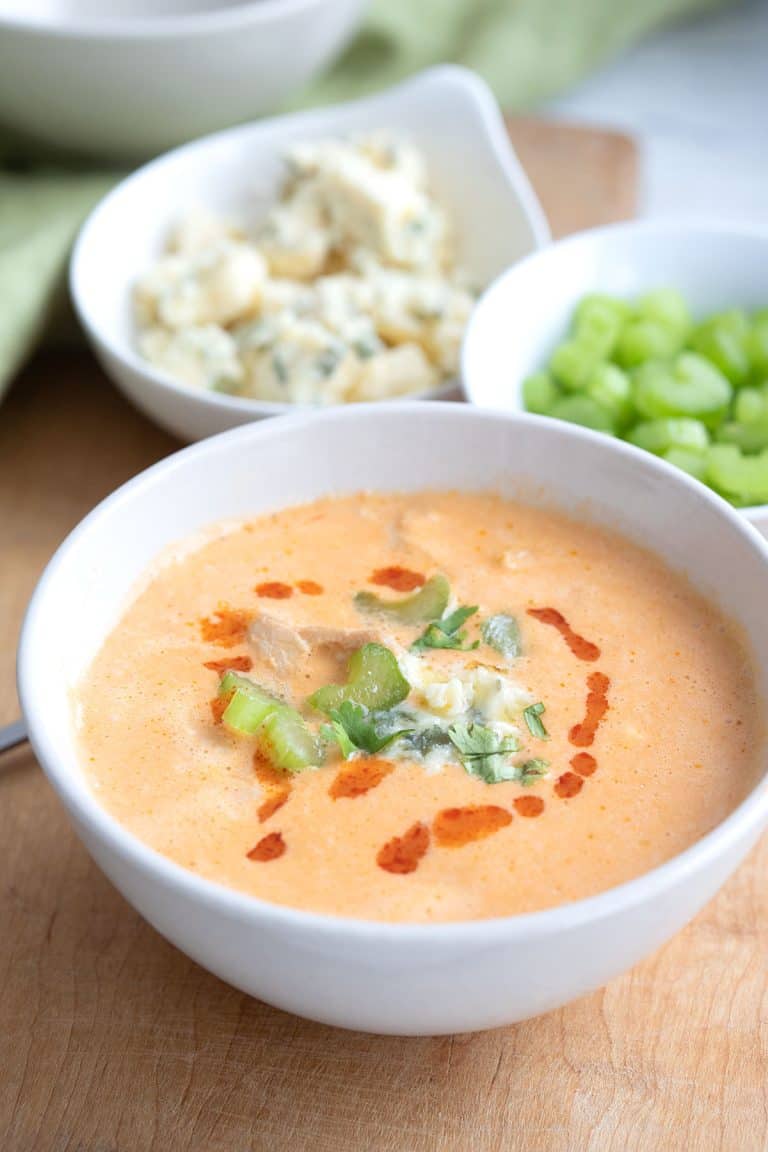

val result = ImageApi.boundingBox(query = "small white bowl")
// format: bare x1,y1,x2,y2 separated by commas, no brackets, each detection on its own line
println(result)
70,66,548,442
462,220,768,535
18,403,768,1035
0,0,367,159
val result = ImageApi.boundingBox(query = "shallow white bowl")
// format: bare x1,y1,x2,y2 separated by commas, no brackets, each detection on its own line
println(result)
18,403,768,1035
462,220,768,535
0,0,367,159
70,67,548,442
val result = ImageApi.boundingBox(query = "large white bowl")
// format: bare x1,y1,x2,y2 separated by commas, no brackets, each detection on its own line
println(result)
0,0,367,159
17,403,768,1035
70,67,548,442
462,220,768,535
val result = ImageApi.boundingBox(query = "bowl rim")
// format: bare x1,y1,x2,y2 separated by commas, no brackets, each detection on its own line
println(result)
17,401,768,942
462,216,768,522
68,65,549,422
0,0,348,40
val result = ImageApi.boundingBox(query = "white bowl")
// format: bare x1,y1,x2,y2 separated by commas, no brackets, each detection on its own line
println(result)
0,0,367,159
17,403,768,1035
70,67,548,442
462,220,768,535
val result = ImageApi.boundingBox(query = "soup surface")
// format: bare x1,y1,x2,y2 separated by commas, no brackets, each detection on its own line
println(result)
77,491,763,922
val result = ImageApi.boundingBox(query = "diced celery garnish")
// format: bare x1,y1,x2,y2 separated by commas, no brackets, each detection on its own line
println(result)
572,299,623,357
616,320,684,369
707,444,768,503
637,288,691,337
548,394,616,433
690,313,751,387
633,354,732,427
522,371,558,415
550,339,599,392
309,643,410,715
628,418,709,456
354,573,450,623
585,363,633,427
218,671,322,771
716,421,768,453
663,448,708,481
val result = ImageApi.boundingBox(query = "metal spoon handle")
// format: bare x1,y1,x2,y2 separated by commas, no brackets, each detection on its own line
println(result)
0,719,27,754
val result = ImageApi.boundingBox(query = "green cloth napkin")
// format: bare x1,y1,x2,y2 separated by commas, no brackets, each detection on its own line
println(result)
0,0,725,399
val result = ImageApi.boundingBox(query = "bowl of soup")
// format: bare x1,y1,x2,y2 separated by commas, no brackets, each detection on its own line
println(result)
17,404,768,1034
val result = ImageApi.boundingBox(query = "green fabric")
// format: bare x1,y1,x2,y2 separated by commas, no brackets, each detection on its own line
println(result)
0,0,725,399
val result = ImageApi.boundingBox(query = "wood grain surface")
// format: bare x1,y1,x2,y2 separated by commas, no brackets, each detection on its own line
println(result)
5,122,766,1152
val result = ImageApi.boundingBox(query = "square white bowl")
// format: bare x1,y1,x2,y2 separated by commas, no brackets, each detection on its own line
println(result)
70,66,549,442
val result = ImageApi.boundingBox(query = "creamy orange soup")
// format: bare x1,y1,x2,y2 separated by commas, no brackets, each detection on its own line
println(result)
77,492,763,922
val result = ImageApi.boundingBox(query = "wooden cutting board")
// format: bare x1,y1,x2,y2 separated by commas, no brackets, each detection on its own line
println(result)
5,121,766,1152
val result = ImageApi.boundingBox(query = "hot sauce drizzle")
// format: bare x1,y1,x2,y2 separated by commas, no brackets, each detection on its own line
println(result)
370,566,425,592
514,795,545,818
297,580,324,595
569,672,611,748
247,831,286,862
210,692,232,725
377,822,430,874
433,805,512,847
254,754,292,823
255,581,293,599
527,607,601,662
554,772,583,799
570,752,597,777
203,655,253,673
200,607,251,647
329,758,395,800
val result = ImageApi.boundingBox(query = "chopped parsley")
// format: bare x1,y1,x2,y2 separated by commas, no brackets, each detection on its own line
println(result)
447,721,521,784
411,604,479,653
481,614,521,660
321,701,413,759
523,701,549,740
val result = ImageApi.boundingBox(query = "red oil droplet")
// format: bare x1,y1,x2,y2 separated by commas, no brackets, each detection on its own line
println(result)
377,822,430,874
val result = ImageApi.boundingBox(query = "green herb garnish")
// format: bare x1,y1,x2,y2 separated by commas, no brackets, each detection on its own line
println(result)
411,604,479,652
321,701,413,759
403,725,453,757
481,614,522,660
523,701,549,740
518,758,550,786
447,721,521,784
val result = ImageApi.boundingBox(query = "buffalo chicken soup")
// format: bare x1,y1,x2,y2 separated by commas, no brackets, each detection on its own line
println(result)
77,492,762,922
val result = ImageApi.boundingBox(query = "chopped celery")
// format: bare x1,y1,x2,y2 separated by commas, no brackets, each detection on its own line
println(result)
522,371,558,414
572,298,623,356
548,394,616,433
219,671,281,734
637,288,691,336
734,387,768,425
354,572,450,623
628,418,709,456
550,339,599,391
748,319,768,379
716,421,768,453
585,363,633,427
574,293,631,325
218,671,322,771
690,313,751,387
633,354,732,427
707,444,768,503
663,448,708,481
258,707,324,772
616,320,683,369
309,643,410,715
